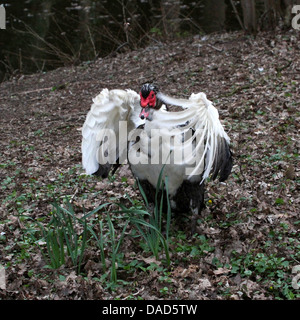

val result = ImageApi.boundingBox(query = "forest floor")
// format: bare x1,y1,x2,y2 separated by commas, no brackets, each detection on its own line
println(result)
0,29,299,300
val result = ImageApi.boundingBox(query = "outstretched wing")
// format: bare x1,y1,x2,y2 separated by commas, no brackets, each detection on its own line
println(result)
152,92,232,182
81,88,143,176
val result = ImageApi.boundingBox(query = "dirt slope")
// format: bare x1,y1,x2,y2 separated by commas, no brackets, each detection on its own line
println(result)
0,30,299,300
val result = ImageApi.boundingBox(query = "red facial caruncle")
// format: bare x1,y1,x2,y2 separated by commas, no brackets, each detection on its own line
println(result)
139,90,156,119
140,90,156,108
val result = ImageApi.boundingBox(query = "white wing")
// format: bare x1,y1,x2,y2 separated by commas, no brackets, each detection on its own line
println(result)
82,88,143,175
152,92,232,182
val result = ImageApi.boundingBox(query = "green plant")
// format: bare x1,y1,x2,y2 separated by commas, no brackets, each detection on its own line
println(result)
26,198,90,273
83,204,130,284
174,232,215,258
42,222,65,270
118,166,171,266
150,27,162,36
159,286,169,295
107,213,129,283
229,251,299,299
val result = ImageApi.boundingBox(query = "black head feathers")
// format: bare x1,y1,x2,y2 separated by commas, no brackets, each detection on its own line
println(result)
140,83,159,98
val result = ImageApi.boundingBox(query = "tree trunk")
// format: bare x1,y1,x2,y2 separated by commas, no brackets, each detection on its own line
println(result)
202,0,226,33
263,0,279,29
241,0,257,33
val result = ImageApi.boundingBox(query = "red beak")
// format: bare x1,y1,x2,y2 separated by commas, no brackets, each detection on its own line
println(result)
139,107,150,120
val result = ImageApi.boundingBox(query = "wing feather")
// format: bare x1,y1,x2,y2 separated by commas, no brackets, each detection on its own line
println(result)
152,92,232,182
82,88,143,175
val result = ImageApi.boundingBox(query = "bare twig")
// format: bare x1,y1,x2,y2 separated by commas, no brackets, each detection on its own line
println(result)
229,0,245,31
120,286,145,300
276,60,292,73
87,25,97,58
206,43,224,53
121,0,130,44
70,188,79,203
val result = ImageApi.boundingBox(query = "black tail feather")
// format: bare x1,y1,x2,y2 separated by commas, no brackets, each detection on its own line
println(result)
93,159,121,178
211,137,233,182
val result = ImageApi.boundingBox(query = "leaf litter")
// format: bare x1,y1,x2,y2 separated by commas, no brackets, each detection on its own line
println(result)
0,29,299,300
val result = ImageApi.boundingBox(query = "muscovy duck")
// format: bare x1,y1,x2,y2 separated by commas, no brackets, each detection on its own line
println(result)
82,83,232,216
